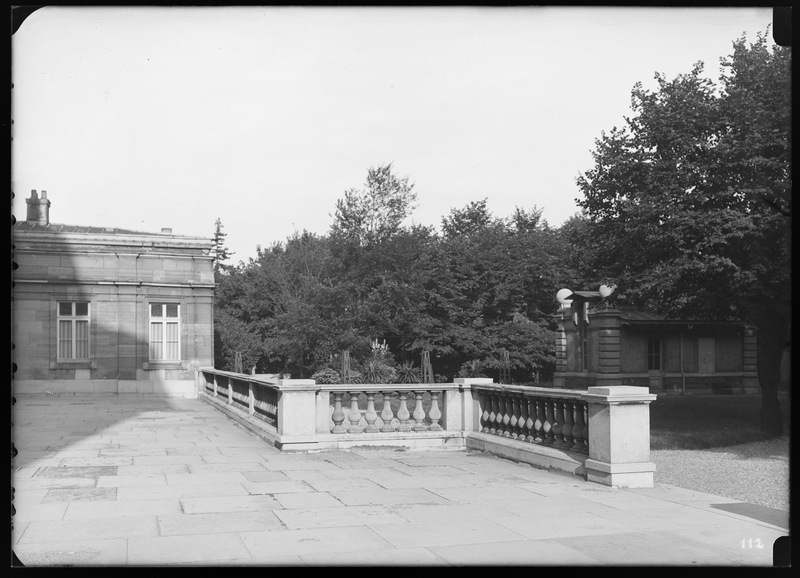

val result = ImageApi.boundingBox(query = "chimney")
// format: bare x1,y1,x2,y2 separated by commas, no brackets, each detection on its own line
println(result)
26,189,51,225
161,228,173,234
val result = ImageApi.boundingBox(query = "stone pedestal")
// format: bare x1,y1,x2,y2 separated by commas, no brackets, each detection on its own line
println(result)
581,385,657,488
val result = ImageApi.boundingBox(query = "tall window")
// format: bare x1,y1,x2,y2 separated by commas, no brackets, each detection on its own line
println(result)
647,337,662,371
58,301,90,360
149,303,180,361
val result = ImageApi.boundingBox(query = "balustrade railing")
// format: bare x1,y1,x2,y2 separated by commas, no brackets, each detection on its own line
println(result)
326,387,445,434
475,385,588,455
197,369,656,487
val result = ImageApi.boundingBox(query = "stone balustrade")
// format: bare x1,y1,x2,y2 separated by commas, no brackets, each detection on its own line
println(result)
196,369,657,487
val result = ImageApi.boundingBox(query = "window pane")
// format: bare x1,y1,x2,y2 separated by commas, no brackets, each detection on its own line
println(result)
151,303,163,317
59,320,72,358
166,322,179,359
75,302,89,316
75,321,89,358
59,302,72,316
150,322,163,359
165,304,179,318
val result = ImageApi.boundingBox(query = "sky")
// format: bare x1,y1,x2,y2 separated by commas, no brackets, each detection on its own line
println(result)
11,6,778,263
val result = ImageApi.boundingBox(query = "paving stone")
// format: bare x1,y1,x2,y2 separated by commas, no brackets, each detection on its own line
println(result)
241,470,291,482
157,510,284,536
165,471,249,486
491,511,635,540
33,465,118,479
127,533,253,565
18,515,159,543
369,518,528,550
64,498,182,520
11,502,68,523
13,538,130,566
97,474,167,487
180,494,283,514
304,477,384,492
116,483,250,501
331,488,449,507
274,492,345,509
42,487,117,503
430,538,599,566
300,546,447,566
274,504,407,530
239,525,394,560
116,464,191,476
243,480,315,495
368,474,476,490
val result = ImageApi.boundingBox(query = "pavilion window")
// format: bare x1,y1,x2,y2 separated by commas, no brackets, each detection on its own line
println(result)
57,301,90,360
149,303,181,361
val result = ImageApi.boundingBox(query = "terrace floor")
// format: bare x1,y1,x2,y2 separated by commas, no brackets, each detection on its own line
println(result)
11,394,790,567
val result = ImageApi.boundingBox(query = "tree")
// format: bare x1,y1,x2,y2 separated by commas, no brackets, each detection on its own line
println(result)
575,30,790,434
212,218,234,277
330,163,418,246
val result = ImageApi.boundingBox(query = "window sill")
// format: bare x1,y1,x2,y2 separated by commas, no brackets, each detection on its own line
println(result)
50,360,96,369
142,361,188,371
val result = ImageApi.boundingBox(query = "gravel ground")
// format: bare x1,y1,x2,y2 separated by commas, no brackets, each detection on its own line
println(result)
651,435,791,511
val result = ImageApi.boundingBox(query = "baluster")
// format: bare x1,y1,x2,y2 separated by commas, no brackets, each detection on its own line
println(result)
581,403,589,454
364,392,379,433
494,393,505,436
347,391,363,433
508,395,520,439
428,390,442,431
543,399,555,445
519,395,532,442
380,391,396,432
331,392,346,434
571,401,586,453
533,399,545,443
562,400,575,449
487,393,497,435
551,400,564,448
481,393,491,433
397,391,412,432
412,391,428,431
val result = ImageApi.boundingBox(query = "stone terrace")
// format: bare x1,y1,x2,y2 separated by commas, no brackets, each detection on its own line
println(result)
11,395,789,567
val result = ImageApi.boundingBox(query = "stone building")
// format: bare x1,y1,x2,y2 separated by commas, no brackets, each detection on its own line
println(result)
12,190,215,396
553,290,759,394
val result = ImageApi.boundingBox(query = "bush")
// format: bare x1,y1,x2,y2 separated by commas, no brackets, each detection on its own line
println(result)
310,368,341,384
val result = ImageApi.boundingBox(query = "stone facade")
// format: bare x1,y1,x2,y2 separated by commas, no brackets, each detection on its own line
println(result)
554,305,759,395
12,190,215,396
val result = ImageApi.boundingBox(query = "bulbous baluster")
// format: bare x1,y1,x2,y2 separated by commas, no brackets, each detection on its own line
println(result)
508,395,519,439
428,391,442,431
487,393,497,435
397,391,412,432
543,399,555,445
380,391,396,433
533,399,545,443
412,391,427,431
571,401,586,453
518,396,532,442
364,392,379,433
331,392,346,434
481,392,491,433
494,394,505,436
581,403,589,454
562,400,575,449
347,391,363,433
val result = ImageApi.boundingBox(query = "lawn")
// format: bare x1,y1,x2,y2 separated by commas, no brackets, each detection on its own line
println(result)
649,392,791,450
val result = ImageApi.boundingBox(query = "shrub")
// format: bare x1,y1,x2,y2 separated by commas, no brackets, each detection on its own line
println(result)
310,368,341,384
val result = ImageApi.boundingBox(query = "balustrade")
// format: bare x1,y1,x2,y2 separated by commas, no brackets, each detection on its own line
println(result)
477,387,589,455
325,388,446,434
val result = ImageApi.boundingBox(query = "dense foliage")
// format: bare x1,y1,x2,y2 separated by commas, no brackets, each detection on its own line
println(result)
214,164,573,383
574,31,790,434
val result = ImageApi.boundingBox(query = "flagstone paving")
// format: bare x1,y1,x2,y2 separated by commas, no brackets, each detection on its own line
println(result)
11,394,790,567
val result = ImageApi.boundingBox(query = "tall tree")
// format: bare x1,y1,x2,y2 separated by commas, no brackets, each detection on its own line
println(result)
330,163,418,246
212,218,234,277
575,31,790,434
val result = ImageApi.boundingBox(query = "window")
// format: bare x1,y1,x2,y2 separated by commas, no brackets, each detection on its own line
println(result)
647,337,661,371
58,301,90,360
149,303,180,361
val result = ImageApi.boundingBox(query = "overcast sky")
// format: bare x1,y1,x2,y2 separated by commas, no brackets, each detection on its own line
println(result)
11,6,777,263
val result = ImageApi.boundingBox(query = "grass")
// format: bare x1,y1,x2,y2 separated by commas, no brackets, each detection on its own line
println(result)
649,392,791,450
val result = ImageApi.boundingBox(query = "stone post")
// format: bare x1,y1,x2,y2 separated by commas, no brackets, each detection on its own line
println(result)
276,379,318,437
453,378,493,432
581,385,657,488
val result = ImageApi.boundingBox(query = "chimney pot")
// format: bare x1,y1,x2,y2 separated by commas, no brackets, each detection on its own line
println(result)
161,228,173,234
26,189,51,225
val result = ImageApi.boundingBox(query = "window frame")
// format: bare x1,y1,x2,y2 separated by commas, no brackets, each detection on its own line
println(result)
148,301,182,362
647,336,662,371
56,300,91,361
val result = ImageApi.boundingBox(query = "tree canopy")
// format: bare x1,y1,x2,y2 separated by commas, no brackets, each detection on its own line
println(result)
575,30,790,433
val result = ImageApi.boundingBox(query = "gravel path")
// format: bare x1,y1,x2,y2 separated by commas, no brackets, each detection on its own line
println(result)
651,435,790,512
